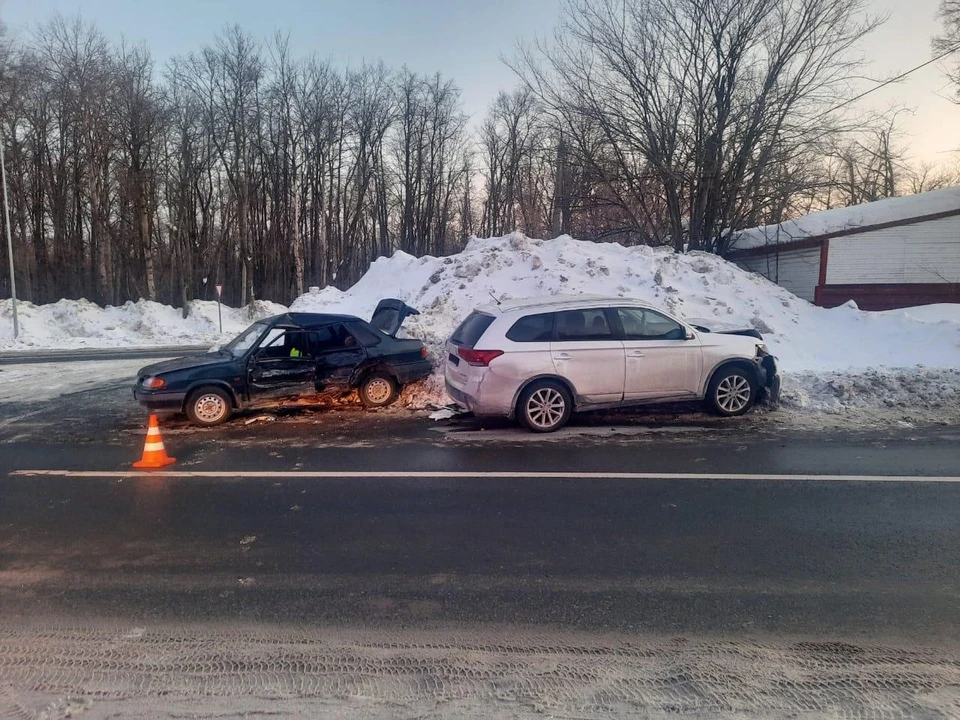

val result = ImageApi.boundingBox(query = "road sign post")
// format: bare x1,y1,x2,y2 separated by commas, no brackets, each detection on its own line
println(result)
1,128,18,339
215,284,223,334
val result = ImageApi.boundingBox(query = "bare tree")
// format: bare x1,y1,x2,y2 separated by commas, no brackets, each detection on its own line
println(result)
906,160,960,194
514,0,883,254
933,0,960,97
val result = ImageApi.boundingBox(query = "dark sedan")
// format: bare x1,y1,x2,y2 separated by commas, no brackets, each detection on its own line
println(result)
134,299,433,426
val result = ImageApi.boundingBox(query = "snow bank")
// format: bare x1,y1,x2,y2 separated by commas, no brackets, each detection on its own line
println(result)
0,298,287,349
289,234,960,375
732,185,960,250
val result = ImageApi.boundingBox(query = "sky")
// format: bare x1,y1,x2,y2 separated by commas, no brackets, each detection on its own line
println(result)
0,0,957,166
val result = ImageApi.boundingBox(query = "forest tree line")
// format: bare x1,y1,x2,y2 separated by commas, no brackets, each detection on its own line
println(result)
0,0,958,307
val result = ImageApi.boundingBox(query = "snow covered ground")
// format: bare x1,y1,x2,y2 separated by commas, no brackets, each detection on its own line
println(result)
0,297,287,349
0,359,148,404
1,234,958,422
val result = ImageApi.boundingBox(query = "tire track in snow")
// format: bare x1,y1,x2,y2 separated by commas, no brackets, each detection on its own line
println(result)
1,622,959,718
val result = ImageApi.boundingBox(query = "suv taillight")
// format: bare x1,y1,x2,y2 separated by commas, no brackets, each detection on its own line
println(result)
457,348,504,367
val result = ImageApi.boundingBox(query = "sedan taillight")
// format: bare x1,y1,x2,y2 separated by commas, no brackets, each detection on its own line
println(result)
457,348,504,367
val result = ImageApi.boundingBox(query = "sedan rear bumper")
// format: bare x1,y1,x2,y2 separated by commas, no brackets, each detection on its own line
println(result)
391,359,434,385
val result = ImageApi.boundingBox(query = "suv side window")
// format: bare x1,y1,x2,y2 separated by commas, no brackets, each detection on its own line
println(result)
506,312,555,342
617,308,685,340
555,309,614,341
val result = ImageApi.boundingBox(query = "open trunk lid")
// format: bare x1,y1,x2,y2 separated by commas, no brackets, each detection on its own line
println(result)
370,298,420,337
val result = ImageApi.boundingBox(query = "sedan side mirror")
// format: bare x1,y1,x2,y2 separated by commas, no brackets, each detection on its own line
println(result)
684,328,696,340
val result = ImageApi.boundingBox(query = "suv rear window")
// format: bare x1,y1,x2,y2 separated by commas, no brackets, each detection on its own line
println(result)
506,312,555,342
450,311,496,347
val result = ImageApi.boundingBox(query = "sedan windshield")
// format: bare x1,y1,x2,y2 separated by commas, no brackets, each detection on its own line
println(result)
222,322,267,356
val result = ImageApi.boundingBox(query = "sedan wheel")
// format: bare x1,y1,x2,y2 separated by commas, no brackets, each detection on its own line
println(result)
359,373,398,408
708,368,757,417
186,387,233,426
518,380,572,433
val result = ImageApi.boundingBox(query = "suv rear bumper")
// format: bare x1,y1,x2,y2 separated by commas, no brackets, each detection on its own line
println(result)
445,376,519,417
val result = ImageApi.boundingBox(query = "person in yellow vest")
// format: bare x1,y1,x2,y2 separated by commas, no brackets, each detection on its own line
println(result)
288,334,305,358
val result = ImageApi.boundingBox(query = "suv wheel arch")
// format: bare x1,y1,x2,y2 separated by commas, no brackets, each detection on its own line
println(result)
510,375,578,418
702,359,760,397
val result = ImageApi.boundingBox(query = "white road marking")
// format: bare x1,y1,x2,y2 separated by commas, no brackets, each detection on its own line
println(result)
7,470,960,482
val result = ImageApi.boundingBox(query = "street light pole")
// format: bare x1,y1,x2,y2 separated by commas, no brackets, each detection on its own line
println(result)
0,127,18,339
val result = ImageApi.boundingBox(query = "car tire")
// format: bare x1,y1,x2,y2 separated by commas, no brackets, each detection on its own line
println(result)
185,387,234,427
517,379,573,433
359,372,398,409
707,366,757,417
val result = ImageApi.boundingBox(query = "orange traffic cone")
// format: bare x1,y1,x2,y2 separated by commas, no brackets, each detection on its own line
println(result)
133,414,176,469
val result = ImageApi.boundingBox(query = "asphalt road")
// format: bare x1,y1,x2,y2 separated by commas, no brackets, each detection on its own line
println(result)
1,376,959,717
0,345,208,364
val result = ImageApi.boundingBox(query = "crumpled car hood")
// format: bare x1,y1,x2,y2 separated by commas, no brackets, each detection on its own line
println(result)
138,351,233,377
684,318,764,340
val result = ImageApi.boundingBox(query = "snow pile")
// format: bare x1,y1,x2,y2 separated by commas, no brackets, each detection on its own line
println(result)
780,368,959,416
290,234,960,374
732,185,960,249
0,297,286,349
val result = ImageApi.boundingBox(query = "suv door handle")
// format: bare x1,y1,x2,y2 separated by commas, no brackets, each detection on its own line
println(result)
628,351,645,357
553,353,572,360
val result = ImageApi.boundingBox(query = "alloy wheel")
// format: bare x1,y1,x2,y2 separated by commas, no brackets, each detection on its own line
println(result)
715,375,752,413
526,387,567,430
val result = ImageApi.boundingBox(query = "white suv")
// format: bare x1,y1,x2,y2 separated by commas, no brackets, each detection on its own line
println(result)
444,295,780,432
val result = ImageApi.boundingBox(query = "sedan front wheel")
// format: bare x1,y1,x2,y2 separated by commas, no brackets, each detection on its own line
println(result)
186,387,233,426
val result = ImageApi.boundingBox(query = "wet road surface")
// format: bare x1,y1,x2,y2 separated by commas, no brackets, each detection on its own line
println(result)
1,376,959,717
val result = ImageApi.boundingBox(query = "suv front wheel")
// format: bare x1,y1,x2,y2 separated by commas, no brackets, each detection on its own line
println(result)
517,380,573,433
708,366,757,417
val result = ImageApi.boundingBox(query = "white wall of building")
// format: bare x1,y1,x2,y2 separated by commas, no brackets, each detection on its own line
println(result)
825,215,960,284
738,247,821,302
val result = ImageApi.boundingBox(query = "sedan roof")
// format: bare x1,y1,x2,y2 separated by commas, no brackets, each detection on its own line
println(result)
261,312,362,328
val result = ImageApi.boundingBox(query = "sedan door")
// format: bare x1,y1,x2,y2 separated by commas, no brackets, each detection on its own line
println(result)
312,324,367,393
550,308,625,404
615,307,702,400
247,328,317,402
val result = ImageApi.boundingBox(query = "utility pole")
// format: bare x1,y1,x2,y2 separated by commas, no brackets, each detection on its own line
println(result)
0,127,18,339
